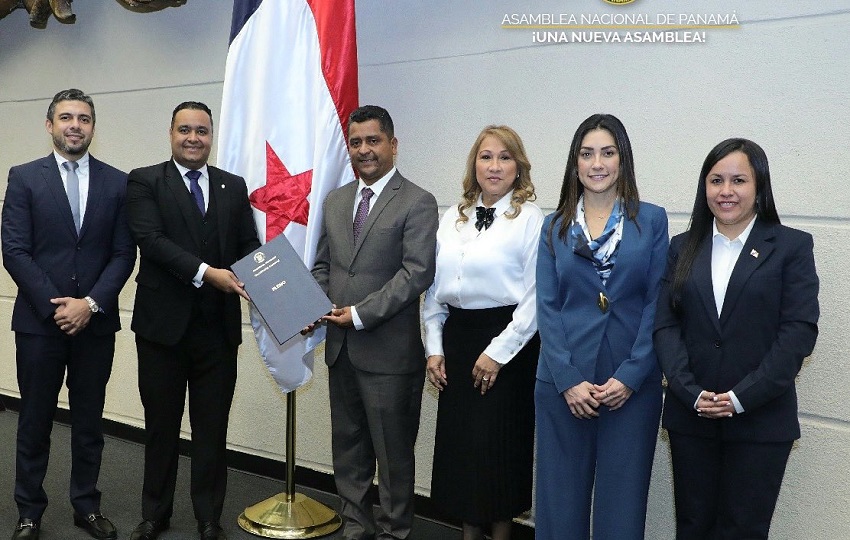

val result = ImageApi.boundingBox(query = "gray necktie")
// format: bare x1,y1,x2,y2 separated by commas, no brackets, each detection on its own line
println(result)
63,161,81,232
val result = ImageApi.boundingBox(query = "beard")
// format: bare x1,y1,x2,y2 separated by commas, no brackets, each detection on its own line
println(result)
53,130,91,158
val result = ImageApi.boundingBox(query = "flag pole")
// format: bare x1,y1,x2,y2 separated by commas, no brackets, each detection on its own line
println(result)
237,391,342,538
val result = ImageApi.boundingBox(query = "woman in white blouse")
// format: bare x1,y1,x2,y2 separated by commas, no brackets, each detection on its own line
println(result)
424,125,543,540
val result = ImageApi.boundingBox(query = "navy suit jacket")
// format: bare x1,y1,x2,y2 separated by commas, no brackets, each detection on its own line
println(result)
536,202,668,393
2,154,136,336
126,160,260,347
654,219,819,442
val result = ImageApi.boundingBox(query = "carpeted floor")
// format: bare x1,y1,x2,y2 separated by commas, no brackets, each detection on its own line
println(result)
0,410,457,540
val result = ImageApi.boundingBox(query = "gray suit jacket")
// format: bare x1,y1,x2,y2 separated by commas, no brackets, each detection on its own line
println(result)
312,171,438,374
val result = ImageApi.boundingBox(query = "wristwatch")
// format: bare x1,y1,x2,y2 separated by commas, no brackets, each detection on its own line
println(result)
84,296,100,313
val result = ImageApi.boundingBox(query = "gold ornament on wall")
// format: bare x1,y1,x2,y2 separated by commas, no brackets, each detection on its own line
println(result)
0,0,75,28
0,0,187,28
117,0,187,13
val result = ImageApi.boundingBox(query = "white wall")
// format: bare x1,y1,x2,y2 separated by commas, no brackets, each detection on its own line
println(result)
1,1,848,537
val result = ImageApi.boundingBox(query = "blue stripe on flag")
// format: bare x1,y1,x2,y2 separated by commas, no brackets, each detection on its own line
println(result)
229,0,264,44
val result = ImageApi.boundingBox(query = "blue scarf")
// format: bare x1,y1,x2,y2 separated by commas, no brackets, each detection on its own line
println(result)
569,200,623,285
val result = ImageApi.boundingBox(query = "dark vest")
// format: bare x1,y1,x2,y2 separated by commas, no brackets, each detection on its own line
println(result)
187,186,226,336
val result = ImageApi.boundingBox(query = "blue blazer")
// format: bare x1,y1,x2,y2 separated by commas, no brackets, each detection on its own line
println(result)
536,202,668,394
654,219,819,442
2,154,136,336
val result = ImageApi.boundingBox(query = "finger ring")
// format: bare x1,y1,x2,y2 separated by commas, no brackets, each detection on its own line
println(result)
482,377,489,381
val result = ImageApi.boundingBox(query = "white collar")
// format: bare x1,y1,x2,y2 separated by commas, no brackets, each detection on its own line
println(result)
357,166,396,198
53,151,90,169
173,159,210,180
712,215,757,244
475,190,513,216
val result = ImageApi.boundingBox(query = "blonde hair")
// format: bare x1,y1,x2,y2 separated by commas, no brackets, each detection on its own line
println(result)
457,125,536,225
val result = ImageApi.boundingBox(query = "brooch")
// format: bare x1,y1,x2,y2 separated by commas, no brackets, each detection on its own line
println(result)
598,292,609,314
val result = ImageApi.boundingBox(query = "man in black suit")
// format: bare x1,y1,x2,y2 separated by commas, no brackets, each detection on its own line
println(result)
2,88,136,540
125,101,260,540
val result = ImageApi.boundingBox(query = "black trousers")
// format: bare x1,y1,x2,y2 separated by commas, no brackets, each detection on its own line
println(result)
669,431,793,540
14,331,115,520
135,317,237,523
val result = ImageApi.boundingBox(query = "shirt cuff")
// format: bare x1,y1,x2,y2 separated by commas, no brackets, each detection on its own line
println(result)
484,321,534,365
728,390,745,414
425,332,444,358
193,263,209,288
350,305,364,330
693,390,704,411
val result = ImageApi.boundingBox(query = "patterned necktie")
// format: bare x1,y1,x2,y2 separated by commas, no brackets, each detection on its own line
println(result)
63,161,81,232
475,206,496,231
353,187,374,242
186,170,205,216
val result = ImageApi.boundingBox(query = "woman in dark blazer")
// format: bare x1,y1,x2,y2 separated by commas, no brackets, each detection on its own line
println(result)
535,114,668,540
654,138,819,540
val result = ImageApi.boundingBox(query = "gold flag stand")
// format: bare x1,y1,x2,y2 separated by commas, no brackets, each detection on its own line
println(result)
238,392,342,538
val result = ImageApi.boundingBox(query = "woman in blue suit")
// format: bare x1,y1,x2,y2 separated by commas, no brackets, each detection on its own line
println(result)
535,114,668,540
654,139,819,539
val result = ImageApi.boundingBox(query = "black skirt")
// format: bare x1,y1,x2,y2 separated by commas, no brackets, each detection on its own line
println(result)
430,305,539,524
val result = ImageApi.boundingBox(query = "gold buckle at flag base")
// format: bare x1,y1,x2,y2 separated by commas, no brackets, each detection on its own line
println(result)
598,292,609,313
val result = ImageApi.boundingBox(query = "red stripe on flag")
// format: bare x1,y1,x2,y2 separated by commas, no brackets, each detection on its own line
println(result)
307,0,359,136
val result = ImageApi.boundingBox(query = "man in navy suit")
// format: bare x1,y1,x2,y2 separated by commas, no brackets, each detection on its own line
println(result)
2,88,136,540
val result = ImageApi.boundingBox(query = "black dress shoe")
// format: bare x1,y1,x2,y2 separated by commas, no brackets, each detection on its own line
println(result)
198,521,227,540
73,513,117,540
128,519,169,540
11,518,39,540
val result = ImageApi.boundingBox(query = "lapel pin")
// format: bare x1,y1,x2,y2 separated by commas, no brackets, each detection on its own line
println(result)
750,249,759,258
221,184,226,189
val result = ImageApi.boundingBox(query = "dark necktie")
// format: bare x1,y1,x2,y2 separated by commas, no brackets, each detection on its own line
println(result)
63,161,81,232
475,206,496,231
353,187,374,242
186,170,205,216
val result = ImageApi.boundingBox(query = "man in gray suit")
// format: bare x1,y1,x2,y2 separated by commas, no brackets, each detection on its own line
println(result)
312,105,438,540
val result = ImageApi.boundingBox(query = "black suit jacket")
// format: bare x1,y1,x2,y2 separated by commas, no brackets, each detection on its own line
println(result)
2,154,136,336
654,219,819,442
126,160,260,347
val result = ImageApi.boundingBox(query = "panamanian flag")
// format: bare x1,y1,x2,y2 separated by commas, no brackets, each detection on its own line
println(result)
217,0,358,393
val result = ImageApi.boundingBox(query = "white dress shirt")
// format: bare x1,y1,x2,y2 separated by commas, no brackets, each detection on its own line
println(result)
54,151,90,227
699,215,757,414
172,159,212,287
349,167,396,330
423,191,544,364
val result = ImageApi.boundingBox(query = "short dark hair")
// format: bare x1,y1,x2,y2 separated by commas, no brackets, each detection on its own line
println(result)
171,101,214,130
46,88,95,124
348,105,394,138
